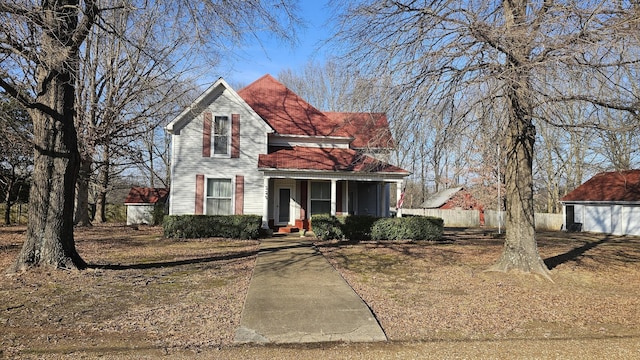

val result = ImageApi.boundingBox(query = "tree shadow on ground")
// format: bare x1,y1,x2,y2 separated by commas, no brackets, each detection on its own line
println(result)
544,236,612,270
87,249,258,270
86,241,317,271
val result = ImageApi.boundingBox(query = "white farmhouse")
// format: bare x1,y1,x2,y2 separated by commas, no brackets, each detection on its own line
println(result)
166,75,409,232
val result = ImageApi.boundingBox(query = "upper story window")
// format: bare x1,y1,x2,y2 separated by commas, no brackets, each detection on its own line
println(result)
213,116,230,155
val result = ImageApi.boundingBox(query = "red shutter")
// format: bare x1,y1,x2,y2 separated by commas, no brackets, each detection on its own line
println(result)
235,175,244,214
231,113,240,158
195,174,204,214
202,112,212,157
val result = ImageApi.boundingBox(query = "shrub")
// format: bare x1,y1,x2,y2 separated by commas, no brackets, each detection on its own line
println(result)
371,216,443,241
343,215,378,241
163,215,262,239
311,214,443,242
311,214,344,240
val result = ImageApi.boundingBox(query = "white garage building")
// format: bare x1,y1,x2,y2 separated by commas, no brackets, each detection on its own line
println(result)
561,170,640,236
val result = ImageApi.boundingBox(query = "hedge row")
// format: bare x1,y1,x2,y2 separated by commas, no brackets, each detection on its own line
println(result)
311,214,443,241
163,215,262,239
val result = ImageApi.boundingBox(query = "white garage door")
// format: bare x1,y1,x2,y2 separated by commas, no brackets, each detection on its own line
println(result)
583,205,611,234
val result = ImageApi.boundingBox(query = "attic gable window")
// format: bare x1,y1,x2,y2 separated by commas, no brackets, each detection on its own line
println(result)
213,115,230,155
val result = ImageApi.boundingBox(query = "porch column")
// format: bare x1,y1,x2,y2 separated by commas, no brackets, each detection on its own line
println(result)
330,179,337,216
396,180,403,217
344,181,349,215
262,176,270,229
562,203,566,231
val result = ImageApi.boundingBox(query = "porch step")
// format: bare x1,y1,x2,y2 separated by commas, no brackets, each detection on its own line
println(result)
276,226,299,234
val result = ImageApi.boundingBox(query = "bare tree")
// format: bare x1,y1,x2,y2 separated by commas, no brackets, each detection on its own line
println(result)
0,0,300,272
0,95,32,224
331,1,640,278
73,4,198,226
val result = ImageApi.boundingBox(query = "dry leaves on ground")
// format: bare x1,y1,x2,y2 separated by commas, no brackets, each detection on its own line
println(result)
1,225,639,359
317,229,640,342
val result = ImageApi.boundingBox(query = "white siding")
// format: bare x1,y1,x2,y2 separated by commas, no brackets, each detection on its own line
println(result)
611,205,623,235
583,205,611,233
126,204,155,225
564,203,640,235
169,87,271,216
573,204,584,224
624,206,640,236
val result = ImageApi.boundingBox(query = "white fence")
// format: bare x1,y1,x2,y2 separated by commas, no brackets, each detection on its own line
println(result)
400,208,480,227
400,208,564,231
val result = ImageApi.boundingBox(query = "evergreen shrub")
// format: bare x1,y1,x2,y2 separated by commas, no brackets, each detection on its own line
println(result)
163,215,262,239
371,216,443,241
310,214,344,240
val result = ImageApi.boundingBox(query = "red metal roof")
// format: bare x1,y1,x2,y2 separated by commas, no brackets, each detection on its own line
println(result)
237,75,394,149
238,75,346,138
258,147,408,174
561,170,640,202
323,112,394,149
124,187,169,204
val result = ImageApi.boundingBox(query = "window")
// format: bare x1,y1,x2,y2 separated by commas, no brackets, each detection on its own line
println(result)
213,116,229,155
206,178,232,215
310,182,331,215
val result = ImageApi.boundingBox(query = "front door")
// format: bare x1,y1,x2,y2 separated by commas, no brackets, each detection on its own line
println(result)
277,188,291,225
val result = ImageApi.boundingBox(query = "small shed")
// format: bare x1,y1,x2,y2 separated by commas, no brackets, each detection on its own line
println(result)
561,170,640,235
420,187,485,225
124,187,169,225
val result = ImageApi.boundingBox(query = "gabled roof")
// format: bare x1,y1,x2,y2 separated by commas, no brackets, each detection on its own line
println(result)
420,187,464,208
323,112,394,149
166,77,272,134
125,187,169,204
561,170,640,202
238,75,344,138
237,75,394,149
258,147,408,174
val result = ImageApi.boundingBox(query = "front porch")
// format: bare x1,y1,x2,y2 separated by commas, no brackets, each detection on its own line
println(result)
261,175,404,231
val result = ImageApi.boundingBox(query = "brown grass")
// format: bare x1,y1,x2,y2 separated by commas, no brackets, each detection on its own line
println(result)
0,224,259,358
317,229,640,343
1,225,639,359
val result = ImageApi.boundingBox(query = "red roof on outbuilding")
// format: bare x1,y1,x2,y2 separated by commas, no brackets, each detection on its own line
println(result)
258,147,408,174
124,187,169,204
561,170,640,202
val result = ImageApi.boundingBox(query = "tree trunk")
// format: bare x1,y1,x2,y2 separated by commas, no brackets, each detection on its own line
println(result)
487,0,551,280
4,188,13,225
489,100,550,278
8,1,86,272
94,191,107,223
74,157,93,226
488,80,551,278
94,147,110,223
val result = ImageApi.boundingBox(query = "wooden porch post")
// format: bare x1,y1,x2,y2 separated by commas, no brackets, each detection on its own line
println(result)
396,180,403,217
330,179,337,216
262,176,270,229
344,181,349,215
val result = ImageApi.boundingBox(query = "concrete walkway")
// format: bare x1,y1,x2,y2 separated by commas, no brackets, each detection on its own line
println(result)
234,236,387,344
